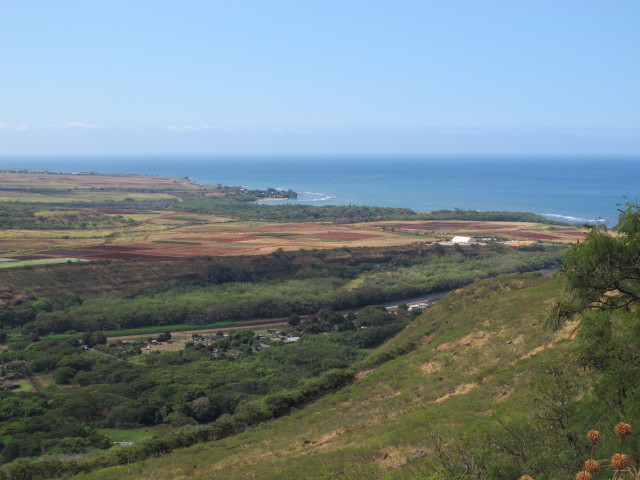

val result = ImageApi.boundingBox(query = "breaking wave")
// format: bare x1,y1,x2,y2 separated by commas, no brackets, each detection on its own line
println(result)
541,213,607,224
299,191,337,202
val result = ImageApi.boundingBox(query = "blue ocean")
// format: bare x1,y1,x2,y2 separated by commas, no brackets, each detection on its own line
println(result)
2,155,639,224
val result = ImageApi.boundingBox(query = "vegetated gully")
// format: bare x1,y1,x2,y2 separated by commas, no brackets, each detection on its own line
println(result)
106,292,449,343
145,270,559,338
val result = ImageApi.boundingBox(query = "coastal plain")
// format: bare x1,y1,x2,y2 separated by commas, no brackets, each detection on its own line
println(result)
0,212,587,261
0,171,586,262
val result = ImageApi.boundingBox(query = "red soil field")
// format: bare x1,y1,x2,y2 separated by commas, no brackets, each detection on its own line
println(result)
368,220,587,243
41,249,99,256
83,245,151,251
10,255,57,261
312,232,379,241
88,252,167,260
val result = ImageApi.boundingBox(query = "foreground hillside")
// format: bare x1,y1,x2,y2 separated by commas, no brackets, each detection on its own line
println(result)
69,273,580,480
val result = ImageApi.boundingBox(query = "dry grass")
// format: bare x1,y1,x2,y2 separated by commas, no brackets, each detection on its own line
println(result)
2,214,419,258
30,374,54,392
365,219,587,243
70,274,577,480
0,171,209,192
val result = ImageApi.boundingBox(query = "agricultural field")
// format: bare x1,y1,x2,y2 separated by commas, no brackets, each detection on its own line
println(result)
0,170,217,200
0,170,587,265
367,219,588,243
0,210,588,263
0,212,420,260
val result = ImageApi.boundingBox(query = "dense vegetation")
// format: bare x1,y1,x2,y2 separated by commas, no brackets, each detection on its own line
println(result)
9,202,631,480
1,245,563,336
171,195,567,225
35,259,634,480
0,172,590,479
0,205,137,230
0,304,417,473
1,272,559,480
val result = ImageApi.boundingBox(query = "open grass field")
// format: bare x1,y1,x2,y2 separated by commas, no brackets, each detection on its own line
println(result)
0,169,232,205
0,257,87,269
0,170,222,194
0,190,177,203
14,379,36,393
366,219,588,243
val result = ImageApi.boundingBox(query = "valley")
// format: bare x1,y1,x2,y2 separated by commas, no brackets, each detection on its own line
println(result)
0,170,633,480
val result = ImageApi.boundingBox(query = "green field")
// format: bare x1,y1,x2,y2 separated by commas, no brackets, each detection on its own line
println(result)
35,321,239,342
0,258,88,269
97,428,157,443
15,379,35,393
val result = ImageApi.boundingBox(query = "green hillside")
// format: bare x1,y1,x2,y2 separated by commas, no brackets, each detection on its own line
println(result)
67,272,584,480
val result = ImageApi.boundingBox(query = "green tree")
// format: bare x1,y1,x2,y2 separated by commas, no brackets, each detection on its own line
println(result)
54,366,76,385
354,305,394,327
89,331,107,347
287,313,301,326
561,201,640,312
156,331,171,342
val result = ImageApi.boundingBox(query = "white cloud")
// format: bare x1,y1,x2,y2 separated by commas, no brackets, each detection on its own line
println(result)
48,122,104,129
164,125,200,132
165,125,227,132
0,122,29,131
124,125,145,132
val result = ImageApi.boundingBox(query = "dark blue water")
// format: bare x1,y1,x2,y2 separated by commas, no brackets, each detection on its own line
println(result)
2,154,639,224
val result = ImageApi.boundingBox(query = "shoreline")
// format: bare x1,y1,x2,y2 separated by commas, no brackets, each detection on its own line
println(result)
1,161,620,224
255,197,290,202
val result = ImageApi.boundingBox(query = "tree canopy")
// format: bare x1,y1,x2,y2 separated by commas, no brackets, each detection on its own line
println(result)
561,201,640,311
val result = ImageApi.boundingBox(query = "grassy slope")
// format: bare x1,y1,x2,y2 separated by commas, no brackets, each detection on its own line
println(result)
69,273,578,480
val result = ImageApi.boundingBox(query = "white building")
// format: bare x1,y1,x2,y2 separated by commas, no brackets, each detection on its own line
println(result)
451,236,477,244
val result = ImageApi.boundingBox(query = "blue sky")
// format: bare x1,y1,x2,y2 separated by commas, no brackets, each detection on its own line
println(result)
1,0,639,155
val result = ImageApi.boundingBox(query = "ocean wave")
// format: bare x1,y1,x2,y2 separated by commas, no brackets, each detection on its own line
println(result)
541,213,607,223
299,191,337,202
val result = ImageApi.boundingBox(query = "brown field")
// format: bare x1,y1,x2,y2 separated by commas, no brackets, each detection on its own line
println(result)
1,171,587,261
0,212,587,260
2,221,419,259
365,220,587,243
0,171,216,192
0,170,230,203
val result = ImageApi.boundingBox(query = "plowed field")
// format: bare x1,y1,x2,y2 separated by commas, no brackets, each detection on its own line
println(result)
366,220,587,243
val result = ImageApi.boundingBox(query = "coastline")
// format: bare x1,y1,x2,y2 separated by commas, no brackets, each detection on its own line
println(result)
1,155,634,222
255,197,290,202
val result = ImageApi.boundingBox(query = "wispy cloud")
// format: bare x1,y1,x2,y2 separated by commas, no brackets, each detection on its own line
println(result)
164,125,227,132
124,125,145,132
50,121,104,129
164,125,314,134
0,122,29,131
165,125,198,132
